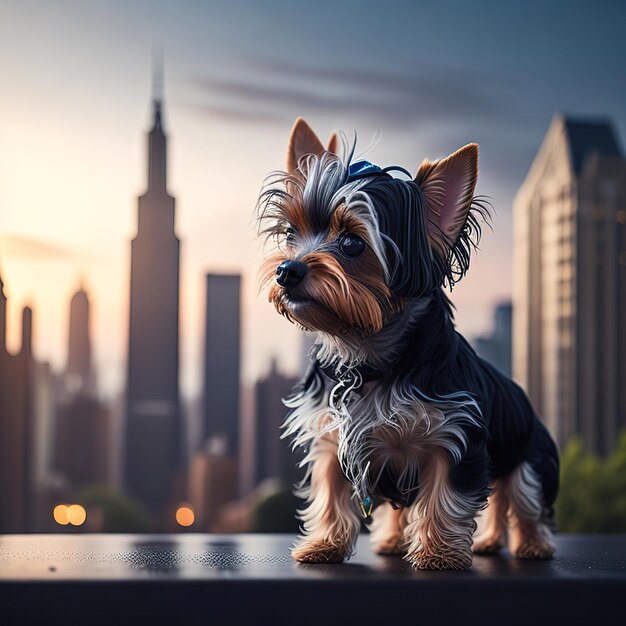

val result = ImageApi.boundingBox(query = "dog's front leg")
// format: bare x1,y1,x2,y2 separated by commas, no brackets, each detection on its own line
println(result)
404,449,483,570
292,433,361,564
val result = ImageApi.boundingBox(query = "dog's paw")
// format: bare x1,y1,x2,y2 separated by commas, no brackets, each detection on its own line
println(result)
407,546,473,571
472,535,504,556
292,540,348,564
513,540,555,560
372,535,405,556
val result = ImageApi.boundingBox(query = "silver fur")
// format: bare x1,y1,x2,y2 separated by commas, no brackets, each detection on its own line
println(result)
259,146,392,279
284,298,483,510
509,461,556,544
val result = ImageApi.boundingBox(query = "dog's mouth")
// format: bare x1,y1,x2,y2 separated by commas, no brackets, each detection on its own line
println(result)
281,291,312,306
276,289,350,334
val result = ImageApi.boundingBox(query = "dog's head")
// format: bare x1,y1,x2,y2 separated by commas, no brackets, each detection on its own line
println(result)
257,118,487,337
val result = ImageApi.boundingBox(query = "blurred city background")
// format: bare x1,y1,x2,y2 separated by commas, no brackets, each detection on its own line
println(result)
1,1,625,534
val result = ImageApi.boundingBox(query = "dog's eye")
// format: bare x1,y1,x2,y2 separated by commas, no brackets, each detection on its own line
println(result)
285,226,296,244
339,233,366,258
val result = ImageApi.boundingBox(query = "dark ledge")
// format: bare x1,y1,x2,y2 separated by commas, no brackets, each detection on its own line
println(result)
1,534,625,626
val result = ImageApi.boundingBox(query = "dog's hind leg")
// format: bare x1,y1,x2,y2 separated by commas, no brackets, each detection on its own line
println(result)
370,503,406,555
404,449,484,570
472,478,509,555
506,462,555,560
291,433,361,564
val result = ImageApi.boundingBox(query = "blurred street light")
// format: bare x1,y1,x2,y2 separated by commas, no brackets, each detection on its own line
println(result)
176,505,195,527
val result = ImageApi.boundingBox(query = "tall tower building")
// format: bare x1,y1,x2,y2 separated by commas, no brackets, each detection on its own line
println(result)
473,302,512,377
254,358,299,487
202,274,241,457
66,283,93,395
55,283,109,490
0,289,35,532
513,113,626,455
124,87,182,515
0,274,6,356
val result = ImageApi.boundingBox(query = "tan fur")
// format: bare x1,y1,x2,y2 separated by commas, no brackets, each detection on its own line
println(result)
370,503,406,555
292,432,361,563
471,463,554,559
414,143,478,256
327,132,338,155
261,248,391,335
287,117,331,172
404,449,477,570
508,517,554,560
472,479,509,555
506,463,555,559
278,169,317,237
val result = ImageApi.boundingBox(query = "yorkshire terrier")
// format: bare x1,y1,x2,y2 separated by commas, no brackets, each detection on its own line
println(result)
257,118,559,570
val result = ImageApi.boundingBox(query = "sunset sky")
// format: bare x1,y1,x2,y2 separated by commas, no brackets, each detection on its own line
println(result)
1,0,625,397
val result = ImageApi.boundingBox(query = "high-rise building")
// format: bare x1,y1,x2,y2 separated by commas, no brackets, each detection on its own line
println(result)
253,358,299,487
202,274,241,457
66,283,94,395
188,447,237,530
124,88,183,515
55,395,109,489
513,113,626,455
0,274,6,355
54,284,109,490
473,302,513,377
0,276,36,532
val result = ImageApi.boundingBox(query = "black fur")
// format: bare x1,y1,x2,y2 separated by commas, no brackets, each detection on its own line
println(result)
288,168,558,516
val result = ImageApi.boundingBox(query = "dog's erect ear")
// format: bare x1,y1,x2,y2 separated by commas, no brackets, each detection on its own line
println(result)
326,132,338,155
415,144,478,252
286,118,330,171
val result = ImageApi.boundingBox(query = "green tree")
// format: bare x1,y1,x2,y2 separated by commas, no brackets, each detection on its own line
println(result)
251,489,303,533
556,435,626,533
602,432,626,532
76,486,153,533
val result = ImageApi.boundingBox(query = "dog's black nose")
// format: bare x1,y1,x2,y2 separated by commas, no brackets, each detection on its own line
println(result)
276,260,307,288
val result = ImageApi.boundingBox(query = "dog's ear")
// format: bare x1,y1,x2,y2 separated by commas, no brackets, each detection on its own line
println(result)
415,144,478,254
287,118,327,172
327,132,338,155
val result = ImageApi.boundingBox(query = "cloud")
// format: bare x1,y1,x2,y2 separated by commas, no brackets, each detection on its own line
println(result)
0,233,83,261
187,55,525,129
187,102,285,126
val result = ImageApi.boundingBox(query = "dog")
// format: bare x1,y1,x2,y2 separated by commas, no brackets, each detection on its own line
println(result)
257,118,559,570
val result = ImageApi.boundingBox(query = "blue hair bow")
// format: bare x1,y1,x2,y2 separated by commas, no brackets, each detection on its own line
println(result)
347,160,383,181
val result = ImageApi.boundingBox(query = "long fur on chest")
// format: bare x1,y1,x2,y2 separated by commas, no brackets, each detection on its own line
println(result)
283,359,482,506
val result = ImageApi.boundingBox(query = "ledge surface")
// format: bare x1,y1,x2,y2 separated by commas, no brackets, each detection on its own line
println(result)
1,534,625,625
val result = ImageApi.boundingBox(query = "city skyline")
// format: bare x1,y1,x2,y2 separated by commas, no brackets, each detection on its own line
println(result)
2,1,625,399
1,105,624,532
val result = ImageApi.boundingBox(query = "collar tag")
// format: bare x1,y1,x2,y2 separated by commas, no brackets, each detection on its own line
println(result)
329,367,363,411
358,495,373,518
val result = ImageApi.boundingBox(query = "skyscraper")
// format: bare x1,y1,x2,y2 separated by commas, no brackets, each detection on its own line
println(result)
0,274,36,532
0,275,6,356
55,284,109,490
124,88,182,515
513,113,626,454
473,302,513,377
254,358,299,487
202,274,241,456
66,283,93,395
